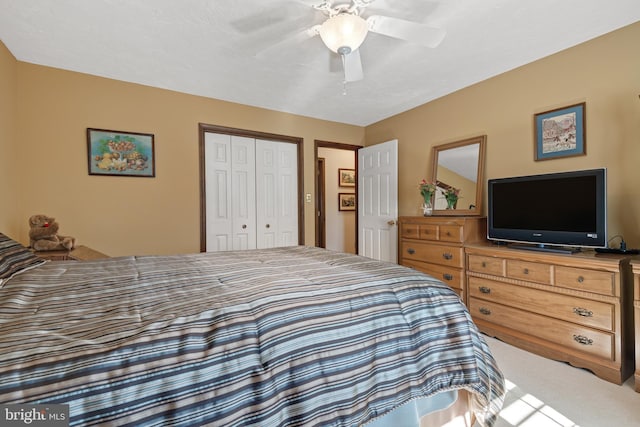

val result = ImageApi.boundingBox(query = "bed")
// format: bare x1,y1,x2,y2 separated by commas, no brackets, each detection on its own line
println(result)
0,233,504,426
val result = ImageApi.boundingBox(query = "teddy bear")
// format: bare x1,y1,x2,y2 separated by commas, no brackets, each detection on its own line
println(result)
29,214,76,251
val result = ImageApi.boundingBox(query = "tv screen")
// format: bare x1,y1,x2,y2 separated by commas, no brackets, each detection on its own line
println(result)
487,168,607,251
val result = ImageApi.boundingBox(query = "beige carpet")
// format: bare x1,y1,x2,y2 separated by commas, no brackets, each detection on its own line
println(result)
479,335,639,427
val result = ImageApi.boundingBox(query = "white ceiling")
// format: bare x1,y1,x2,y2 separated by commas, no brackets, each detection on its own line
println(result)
1,0,639,126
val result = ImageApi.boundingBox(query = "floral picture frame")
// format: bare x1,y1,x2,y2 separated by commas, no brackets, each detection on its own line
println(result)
338,168,356,187
87,128,155,177
338,193,356,211
534,102,585,161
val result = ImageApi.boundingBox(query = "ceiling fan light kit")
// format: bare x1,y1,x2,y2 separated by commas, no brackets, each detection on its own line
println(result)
318,13,368,54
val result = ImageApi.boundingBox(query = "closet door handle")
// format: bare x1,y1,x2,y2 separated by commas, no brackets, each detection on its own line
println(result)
242,224,247,229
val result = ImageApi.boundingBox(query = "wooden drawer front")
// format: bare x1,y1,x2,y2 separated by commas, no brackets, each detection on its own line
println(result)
467,254,505,276
555,266,615,296
403,259,463,291
468,277,614,331
401,242,463,268
439,225,463,243
469,298,614,360
401,223,420,239
418,224,440,241
506,259,552,284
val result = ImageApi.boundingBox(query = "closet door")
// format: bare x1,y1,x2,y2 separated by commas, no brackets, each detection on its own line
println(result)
255,140,298,248
204,133,256,251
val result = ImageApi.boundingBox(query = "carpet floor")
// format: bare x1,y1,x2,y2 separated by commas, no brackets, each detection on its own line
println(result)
479,335,639,427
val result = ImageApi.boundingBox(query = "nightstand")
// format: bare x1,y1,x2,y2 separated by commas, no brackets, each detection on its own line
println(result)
33,245,109,261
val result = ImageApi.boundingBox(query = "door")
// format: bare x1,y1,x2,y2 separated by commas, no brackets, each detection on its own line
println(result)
358,139,398,262
204,133,256,251
255,139,298,248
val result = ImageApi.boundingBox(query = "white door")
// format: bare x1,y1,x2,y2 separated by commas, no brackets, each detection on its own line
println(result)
204,133,256,251
358,139,398,262
255,139,298,249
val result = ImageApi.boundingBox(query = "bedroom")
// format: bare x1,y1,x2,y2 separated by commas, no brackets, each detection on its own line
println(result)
0,1,639,426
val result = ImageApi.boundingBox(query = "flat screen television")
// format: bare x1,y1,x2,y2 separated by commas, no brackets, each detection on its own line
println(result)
487,168,607,253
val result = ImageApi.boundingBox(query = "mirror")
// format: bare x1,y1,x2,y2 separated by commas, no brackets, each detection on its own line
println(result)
431,135,486,216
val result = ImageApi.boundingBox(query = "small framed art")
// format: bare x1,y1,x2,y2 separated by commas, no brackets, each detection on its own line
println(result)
338,168,356,187
338,193,356,211
87,128,155,177
534,102,585,161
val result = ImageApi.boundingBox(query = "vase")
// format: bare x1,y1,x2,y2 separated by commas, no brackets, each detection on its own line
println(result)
446,198,456,210
422,203,433,216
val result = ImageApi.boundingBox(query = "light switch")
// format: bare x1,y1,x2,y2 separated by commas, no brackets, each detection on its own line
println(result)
306,193,312,203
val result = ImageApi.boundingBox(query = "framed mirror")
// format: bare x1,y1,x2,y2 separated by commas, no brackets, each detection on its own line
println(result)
431,135,486,216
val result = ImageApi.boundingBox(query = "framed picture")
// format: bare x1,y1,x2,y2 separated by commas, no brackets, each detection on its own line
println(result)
534,102,585,161
87,128,155,177
338,193,356,211
338,168,356,187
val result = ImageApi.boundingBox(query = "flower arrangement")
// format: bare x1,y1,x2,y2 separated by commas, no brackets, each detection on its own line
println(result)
418,179,436,206
441,186,461,209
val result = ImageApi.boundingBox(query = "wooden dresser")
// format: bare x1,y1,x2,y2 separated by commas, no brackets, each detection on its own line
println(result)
465,243,634,385
398,216,486,303
631,260,640,392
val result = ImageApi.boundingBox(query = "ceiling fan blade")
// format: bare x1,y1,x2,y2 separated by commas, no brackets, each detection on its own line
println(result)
366,15,445,48
342,49,364,82
254,25,319,59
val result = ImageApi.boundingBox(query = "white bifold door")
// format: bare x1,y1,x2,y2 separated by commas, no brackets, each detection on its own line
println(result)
204,132,298,251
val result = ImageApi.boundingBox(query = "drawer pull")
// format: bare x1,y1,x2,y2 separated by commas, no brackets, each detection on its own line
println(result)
442,253,453,260
573,307,593,317
446,231,452,236
481,261,487,268
443,273,453,281
479,286,491,294
573,335,593,346
523,268,529,274
407,248,416,255
577,276,585,283
479,307,491,316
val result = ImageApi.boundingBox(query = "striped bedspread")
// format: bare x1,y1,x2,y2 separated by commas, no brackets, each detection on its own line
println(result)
0,246,504,426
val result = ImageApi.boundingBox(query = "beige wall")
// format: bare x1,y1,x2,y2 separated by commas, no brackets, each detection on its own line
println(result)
366,21,640,247
3,52,364,255
0,42,18,235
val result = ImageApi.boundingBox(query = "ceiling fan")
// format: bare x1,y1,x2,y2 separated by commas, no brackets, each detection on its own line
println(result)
303,0,446,83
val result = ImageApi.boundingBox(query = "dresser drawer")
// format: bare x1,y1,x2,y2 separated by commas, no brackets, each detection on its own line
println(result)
403,259,463,291
439,225,463,243
401,242,464,268
400,223,420,239
467,254,505,276
419,224,439,240
506,259,552,284
555,266,615,296
468,276,614,331
469,298,614,360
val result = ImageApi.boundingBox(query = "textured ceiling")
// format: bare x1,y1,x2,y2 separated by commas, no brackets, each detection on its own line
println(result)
1,0,639,126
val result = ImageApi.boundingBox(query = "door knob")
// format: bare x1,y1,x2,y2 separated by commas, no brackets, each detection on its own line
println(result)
387,220,396,226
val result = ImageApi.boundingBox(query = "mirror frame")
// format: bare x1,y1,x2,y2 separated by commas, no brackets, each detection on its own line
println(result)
430,135,486,216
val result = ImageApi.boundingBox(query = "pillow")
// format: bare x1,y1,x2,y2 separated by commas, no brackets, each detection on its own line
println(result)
0,233,46,286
